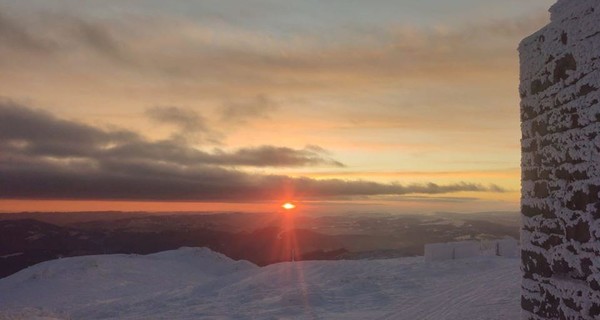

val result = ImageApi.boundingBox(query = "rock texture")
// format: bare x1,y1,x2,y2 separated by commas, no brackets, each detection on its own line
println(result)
519,1,600,319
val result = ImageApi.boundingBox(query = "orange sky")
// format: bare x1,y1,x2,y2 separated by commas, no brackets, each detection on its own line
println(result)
0,0,554,213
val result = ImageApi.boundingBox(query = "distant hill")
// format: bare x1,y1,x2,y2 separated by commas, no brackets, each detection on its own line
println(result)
0,211,520,278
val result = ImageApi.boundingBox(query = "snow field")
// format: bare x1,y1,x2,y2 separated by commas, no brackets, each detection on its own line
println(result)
0,248,521,319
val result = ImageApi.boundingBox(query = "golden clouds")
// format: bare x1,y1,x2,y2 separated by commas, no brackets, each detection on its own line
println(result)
0,1,552,211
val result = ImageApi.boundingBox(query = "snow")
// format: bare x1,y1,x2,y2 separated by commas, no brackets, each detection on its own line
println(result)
25,233,45,241
491,239,518,258
0,252,24,259
550,0,597,22
0,247,521,319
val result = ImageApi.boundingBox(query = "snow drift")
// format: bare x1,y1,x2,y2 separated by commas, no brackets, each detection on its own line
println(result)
0,247,520,319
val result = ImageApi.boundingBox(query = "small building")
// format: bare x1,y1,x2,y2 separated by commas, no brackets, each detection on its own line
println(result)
424,241,479,262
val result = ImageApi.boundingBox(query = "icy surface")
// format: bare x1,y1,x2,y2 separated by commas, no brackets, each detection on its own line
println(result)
0,247,521,320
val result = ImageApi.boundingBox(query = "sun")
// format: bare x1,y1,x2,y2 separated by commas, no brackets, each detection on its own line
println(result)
282,202,296,210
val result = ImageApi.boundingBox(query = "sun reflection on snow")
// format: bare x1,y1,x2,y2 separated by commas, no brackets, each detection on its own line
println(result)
270,202,316,317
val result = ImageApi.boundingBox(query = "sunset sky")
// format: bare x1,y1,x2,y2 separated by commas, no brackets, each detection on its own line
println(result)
0,0,555,214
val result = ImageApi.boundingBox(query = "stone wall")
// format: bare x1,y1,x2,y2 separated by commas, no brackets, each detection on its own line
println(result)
519,1,600,319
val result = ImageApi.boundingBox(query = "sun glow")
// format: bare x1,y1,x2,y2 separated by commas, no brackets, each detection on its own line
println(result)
282,202,296,210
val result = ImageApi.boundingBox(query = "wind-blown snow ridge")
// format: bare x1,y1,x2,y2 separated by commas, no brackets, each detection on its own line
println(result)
0,247,520,320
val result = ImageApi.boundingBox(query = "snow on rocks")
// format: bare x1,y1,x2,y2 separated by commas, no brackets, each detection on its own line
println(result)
0,247,521,320
519,0,600,318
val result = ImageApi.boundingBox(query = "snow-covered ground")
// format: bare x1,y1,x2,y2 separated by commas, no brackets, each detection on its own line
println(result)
0,248,521,320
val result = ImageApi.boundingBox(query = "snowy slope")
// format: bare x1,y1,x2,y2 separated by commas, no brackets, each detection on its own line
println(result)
0,248,520,320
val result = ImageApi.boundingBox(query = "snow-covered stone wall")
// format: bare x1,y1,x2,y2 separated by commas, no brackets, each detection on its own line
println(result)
519,1,600,319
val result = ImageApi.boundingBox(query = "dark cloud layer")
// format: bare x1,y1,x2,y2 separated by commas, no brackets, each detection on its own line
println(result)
0,101,505,201
0,101,342,167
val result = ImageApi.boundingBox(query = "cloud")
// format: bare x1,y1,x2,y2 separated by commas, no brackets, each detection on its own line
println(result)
67,17,130,64
214,146,344,168
0,101,341,168
0,100,138,157
145,106,220,143
0,156,504,201
0,11,48,52
287,179,505,199
146,106,209,133
0,6,549,87
0,10,129,67
220,95,279,123
0,101,504,201
0,3,546,201
0,5,549,134
0,6,548,144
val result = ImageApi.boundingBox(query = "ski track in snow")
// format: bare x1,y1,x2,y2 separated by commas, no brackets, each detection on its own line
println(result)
0,248,521,320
